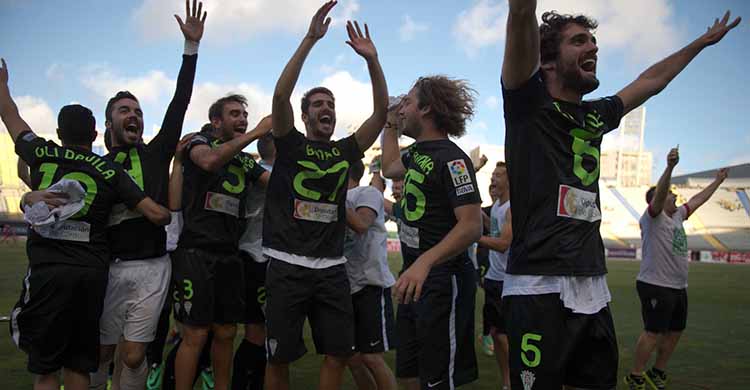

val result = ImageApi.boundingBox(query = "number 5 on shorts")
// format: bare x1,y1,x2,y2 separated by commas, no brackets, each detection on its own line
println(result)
521,333,542,368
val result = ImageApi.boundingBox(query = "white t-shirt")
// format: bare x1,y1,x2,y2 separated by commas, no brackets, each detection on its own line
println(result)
239,161,272,263
637,204,690,289
485,200,510,282
165,211,183,252
344,186,396,294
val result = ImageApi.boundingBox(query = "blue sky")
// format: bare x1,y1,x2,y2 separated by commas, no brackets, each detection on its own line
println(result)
0,0,747,178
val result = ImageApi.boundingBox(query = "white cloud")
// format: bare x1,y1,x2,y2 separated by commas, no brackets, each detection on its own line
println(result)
485,95,500,110
45,63,64,81
399,15,428,42
318,70,373,138
80,65,174,106
453,0,682,63
0,96,58,138
452,0,507,56
132,0,359,44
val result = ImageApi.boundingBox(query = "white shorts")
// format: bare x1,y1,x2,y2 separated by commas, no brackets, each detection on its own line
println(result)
100,254,171,345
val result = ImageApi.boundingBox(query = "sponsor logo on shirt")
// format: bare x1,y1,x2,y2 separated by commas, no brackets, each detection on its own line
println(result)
35,220,91,242
557,184,601,222
204,192,240,217
456,183,475,196
398,221,420,249
293,199,338,223
448,159,472,187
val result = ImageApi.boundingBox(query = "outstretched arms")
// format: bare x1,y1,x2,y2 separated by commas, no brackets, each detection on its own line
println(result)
0,59,33,142
501,0,540,90
348,21,388,153
649,147,679,216
617,11,741,115
686,168,729,214
272,1,337,138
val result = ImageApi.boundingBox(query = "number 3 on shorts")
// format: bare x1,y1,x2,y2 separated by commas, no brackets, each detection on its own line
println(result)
521,333,542,368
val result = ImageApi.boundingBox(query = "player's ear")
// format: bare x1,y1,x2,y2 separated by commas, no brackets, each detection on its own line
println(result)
301,111,309,124
210,117,222,130
105,119,112,130
89,130,98,144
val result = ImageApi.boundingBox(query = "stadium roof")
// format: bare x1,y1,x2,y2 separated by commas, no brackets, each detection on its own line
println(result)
672,163,750,187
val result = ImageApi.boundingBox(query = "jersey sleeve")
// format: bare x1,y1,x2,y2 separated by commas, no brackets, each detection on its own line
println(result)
501,70,549,124
337,134,365,163
246,157,267,183
440,155,482,209
591,95,625,134
354,187,383,217
14,131,47,168
113,165,148,209
273,128,305,158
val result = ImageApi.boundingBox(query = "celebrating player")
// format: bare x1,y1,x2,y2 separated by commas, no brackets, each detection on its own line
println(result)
501,0,740,388
91,2,205,389
381,76,482,390
625,148,730,389
1,59,171,390
262,1,388,389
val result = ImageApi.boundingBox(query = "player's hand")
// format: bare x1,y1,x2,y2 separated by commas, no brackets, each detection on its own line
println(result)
0,58,8,85
394,258,431,304
175,0,208,43
346,21,377,61
306,1,336,41
716,167,729,182
666,148,679,168
174,132,197,162
23,191,69,209
699,11,741,47
252,115,273,137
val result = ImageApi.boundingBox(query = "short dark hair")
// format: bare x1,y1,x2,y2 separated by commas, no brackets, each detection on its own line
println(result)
496,161,507,168
58,104,96,145
413,76,476,138
208,94,247,121
540,11,598,64
645,186,657,204
105,91,139,122
350,160,365,183
301,87,334,115
104,128,112,152
257,134,275,160
200,123,214,133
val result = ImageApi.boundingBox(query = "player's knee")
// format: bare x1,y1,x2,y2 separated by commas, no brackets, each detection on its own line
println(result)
244,323,266,345
121,349,146,369
323,354,349,369
33,373,60,390
360,352,384,367
182,325,210,347
212,323,237,341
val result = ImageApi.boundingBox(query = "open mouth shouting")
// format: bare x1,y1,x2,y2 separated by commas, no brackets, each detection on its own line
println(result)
580,57,597,75
318,111,335,128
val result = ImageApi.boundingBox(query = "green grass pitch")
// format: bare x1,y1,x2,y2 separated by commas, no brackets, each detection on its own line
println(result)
1,243,748,389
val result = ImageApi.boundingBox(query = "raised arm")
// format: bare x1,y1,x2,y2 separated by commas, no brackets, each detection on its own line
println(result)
168,133,194,210
617,11,741,115
395,203,482,303
0,59,33,142
348,21,388,152
189,115,272,172
649,148,679,216
149,0,206,156
686,168,729,214
272,1,336,138
381,109,406,179
501,0,540,90
478,208,513,252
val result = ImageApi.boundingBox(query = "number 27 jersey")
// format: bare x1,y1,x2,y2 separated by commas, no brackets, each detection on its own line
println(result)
398,139,481,268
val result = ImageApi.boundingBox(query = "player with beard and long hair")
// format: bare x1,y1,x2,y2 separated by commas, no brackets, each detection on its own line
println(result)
500,1,740,389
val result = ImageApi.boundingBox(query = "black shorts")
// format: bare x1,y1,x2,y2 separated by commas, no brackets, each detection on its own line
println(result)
636,281,688,332
482,279,505,335
10,263,108,375
352,286,395,353
395,262,478,389
240,252,267,325
171,247,245,326
264,259,354,364
505,293,618,390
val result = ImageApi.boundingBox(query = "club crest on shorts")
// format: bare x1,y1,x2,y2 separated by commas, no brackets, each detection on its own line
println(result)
651,298,658,309
268,338,278,356
521,370,536,390
184,301,192,316
448,159,472,187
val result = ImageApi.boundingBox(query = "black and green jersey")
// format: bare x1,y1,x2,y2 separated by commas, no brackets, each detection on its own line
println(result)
502,70,624,276
178,131,266,252
398,139,481,269
15,131,147,268
262,128,363,259
105,53,197,261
